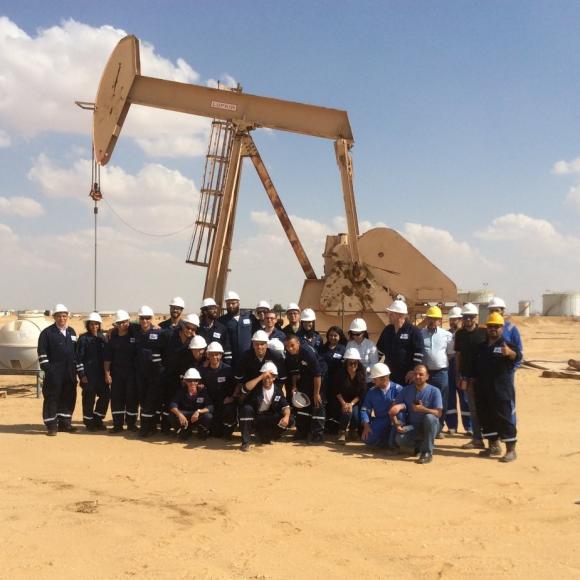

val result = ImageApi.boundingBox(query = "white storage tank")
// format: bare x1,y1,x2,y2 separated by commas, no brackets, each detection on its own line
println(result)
542,292,580,316
518,300,531,317
0,312,52,370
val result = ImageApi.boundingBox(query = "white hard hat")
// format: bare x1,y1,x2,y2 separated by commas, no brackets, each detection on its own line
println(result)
225,291,240,302
370,362,391,379
301,308,316,322
343,347,362,361
256,300,271,310
86,312,102,324
182,313,200,327
260,361,279,375
115,309,130,324
448,306,463,319
292,391,311,409
201,297,217,308
267,338,285,354
287,302,300,312
349,318,367,333
488,296,506,309
138,305,154,317
252,330,269,342
386,300,408,315
206,341,224,354
183,368,201,380
170,296,185,308
462,303,478,316
189,335,207,350
53,304,69,314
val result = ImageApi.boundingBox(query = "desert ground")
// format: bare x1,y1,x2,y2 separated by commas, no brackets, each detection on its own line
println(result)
1,315,579,579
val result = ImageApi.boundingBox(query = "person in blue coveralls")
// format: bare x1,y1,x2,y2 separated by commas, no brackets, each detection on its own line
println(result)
389,364,443,464
360,363,403,449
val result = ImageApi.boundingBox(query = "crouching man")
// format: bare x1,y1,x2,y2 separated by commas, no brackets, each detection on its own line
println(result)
389,364,443,464
238,362,292,452
168,368,213,441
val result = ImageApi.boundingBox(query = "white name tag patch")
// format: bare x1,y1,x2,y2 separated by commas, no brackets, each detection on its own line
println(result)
274,396,281,402
71,336,77,342
130,338,136,343
493,347,503,354
243,319,251,325
217,376,226,383
400,333,409,340
196,398,204,403
149,334,158,340
213,332,221,338
333,353,343,359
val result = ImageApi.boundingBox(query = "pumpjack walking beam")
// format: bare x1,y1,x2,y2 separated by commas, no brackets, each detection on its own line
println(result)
92,35,359,304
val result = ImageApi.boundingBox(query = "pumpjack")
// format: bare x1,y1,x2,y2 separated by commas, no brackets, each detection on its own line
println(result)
91,36,457,335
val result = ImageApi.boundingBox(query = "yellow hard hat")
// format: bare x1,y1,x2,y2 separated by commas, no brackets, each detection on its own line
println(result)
425,306,442,319
486,312,505,326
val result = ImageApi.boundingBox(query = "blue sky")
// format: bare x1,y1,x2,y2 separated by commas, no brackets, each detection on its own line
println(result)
0,1,579,313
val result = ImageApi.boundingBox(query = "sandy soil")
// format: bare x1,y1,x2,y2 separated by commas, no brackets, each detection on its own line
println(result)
1,316,579,579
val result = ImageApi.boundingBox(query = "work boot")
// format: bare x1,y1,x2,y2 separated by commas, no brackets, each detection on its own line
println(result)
109,425,124,434
241,442,250,452
500,442,517,463
127,423,138,433
479,441,501,457
46,430,57,437
418,452,433,464
58,424,77,433
462,439,485,450
337,430,347,445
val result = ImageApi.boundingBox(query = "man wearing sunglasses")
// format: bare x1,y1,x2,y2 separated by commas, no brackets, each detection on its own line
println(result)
454,303,487,449
473,312,521,462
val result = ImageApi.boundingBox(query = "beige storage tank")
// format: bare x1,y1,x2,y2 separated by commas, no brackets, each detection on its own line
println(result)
542,292,580,316
0,312,52,370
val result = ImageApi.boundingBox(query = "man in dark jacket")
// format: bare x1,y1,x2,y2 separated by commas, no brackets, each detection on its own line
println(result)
238,361,291,451
474,312,522,462
37,304,78,435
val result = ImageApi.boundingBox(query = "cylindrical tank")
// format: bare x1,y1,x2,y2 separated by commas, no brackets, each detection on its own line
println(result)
458,289,495,306
0,312,52,370
542,292,580,316
518,300,531,317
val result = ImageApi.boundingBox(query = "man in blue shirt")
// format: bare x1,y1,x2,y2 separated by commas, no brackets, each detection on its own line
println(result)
360,363,403,448
389,364,443,464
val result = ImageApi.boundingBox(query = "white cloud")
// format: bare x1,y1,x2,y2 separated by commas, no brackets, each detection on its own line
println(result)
552,157,580,175
0,196,44,218
0,128,10,147
566,184,580,213
28,153,199,233
0,17,210,158
206,74,238,89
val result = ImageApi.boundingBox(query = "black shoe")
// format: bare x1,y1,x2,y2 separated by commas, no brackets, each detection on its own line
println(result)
127,424,138,432
418,452,433,464
309,434,324,444
94,421,107,431
58,425,77,433
293,432,308,441
86,423,99,432
138,429,152,438
46,430,57,437
241,442,250,452
109,426,124,434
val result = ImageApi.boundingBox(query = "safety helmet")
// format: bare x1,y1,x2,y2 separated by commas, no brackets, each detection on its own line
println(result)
182,313,200,327
225,291,240,302
206,341,224,354
425,306,442,319
256,300,271,310
301,308,316,322
53,304,69,314
201,297,217,308
386,299,408,315
286,302,300,312
183,368,201,381
486,312,505,326
267,338,285,354
488,296,506,310
448,306,463,319
343,347,362,361
260,361,279,375
170,296,185,308
86,312,102,324
462,303,478,316
349,318,367,333
370,362,391,379
115,309,130,324
138,305,154,318
292,391,311,409
189,335,207,350
252,330,269,343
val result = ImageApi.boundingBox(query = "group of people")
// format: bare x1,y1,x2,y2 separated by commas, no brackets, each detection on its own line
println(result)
37,292,523,464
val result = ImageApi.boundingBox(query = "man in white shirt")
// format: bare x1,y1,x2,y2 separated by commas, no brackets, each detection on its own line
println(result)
420,306,454,436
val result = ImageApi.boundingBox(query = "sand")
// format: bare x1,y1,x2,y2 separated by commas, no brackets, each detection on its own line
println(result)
1,316,579,579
